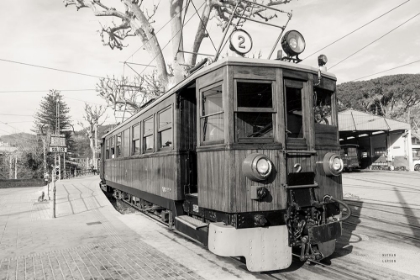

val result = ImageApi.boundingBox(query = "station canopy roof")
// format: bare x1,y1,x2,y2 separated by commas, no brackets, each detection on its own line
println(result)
338,109,410,135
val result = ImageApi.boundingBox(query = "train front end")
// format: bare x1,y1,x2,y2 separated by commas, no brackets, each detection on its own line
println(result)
200,30,350,271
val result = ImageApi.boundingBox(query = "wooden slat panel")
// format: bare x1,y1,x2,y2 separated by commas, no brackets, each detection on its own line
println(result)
197,67,225,89
198,149,287,213
232,66,276,80
315,124,339,148
287,155,313,174
197,150,230,212
105,154,181,200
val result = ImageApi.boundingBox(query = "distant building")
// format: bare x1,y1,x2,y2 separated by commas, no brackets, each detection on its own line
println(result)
338,109,414,171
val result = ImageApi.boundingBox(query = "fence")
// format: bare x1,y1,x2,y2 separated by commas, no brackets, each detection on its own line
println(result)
62,169,98,180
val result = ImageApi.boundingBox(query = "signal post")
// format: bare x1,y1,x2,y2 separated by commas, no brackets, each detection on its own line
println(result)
50,135,67,218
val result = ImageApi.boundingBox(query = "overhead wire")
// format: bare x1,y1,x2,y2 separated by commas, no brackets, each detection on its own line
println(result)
0,89,96,93
190,0,217,52
0,128,13,134
0,58,104,79
139,1,206,76
0,120,24,133
349,58,420,82
0,114,33,116
176,0,191,57
123,2,191,63
329,12,420,70
302,0,411,60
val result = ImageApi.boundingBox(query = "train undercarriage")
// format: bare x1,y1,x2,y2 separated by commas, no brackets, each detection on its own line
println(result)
100,181,350,271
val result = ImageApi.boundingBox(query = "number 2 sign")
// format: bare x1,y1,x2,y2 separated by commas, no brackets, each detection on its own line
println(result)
229,29,253,55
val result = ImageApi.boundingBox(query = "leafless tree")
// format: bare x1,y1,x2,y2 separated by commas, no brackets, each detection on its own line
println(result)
79,103,108,169
96,74,162,118
63,0,295,114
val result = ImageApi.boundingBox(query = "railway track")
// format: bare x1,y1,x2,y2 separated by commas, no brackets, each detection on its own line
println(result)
345,200,420,219
113,195,418,280
345,176,420,192
343,200,420,245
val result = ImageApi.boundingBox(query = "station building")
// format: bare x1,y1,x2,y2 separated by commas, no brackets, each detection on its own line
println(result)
338,109,414,171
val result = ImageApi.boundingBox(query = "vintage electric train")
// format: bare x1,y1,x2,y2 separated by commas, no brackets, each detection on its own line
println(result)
99,30,350,272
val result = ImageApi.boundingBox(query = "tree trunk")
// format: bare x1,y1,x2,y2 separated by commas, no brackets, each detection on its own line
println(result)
170,0,187,85
407,107,411,124
189,1,212,66
125,1,169,89
89,133,95,170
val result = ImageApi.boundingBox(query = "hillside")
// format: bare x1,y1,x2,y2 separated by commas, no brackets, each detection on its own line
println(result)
337,74,420,132
0,133,36,146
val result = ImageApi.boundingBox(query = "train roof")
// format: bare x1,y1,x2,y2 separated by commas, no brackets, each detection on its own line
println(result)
103,56,337,138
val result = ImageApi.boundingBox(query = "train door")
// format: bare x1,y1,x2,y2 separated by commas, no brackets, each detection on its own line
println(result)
284,79,316,187
178,86,198,195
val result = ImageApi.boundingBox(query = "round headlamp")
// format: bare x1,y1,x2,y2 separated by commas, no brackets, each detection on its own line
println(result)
242,153,273,181
281,30,306,57
323,152,344,176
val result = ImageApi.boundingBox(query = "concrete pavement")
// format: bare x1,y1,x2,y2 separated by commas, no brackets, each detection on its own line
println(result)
1,171,419,280
0,176,260,280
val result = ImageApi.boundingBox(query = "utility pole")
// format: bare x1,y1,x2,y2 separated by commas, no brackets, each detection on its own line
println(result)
9,154,13,179
94,122,98,169
64,152,66,179
14,155,17,179
53,92,59,218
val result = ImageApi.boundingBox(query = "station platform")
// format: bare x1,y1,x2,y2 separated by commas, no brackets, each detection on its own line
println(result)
1,172,419,280
0,176,259,280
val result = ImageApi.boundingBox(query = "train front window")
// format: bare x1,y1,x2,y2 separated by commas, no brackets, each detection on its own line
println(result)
235,81,274,142
237,82,272,108
314,89,333,125
285,80,303,138
201,84,224,143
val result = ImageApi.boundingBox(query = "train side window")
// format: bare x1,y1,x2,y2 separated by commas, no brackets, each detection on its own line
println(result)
123,129,130,156
284,80,304,138
201,83,224,143
110,136,115,158
132,124,140,155
105,139,109,159
116,133,122,157
158,107,173,150
144,116,154,153
314,89,334,126
235,81,274,142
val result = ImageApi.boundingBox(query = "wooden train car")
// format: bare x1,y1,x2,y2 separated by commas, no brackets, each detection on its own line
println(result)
100,44,349,271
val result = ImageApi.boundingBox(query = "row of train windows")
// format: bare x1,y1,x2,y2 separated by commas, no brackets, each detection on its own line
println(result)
201,80,334,143
105,80,334,155
105,107,173,159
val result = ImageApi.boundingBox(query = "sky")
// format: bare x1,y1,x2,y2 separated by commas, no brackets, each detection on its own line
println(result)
0,0,419,137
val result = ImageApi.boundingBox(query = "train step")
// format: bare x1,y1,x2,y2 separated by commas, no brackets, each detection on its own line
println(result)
175,215,207,230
